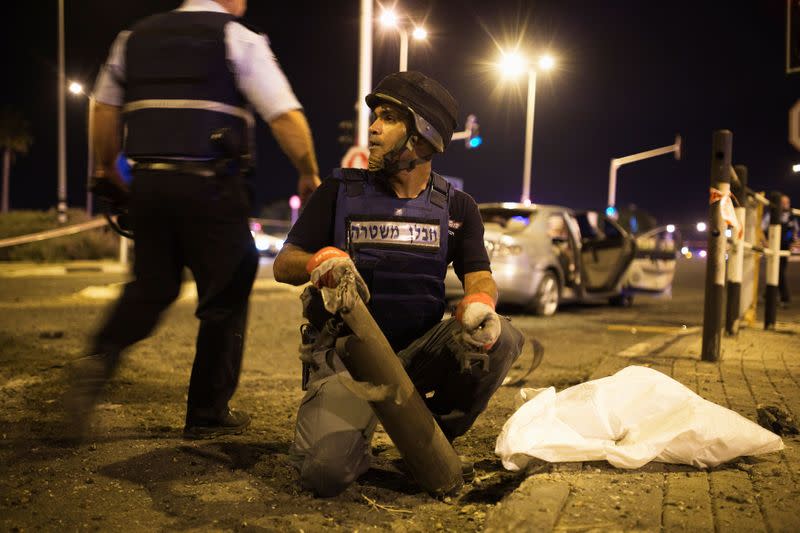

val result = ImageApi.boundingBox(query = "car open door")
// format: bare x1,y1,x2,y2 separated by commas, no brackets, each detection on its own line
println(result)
625,226,677,293
575,211,636,293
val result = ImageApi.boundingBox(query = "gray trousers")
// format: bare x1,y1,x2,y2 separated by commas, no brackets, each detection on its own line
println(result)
290,317,524,497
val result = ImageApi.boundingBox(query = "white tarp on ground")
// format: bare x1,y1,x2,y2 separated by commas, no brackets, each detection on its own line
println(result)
496,366,784,470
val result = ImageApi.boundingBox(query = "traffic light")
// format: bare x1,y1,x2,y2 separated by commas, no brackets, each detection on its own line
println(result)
337,119,354,148
464,114,482,149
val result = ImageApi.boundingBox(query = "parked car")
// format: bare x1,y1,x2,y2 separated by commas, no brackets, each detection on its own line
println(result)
249,221,286,257
445,203,677,315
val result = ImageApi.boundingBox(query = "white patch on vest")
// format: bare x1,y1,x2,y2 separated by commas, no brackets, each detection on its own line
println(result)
394,208,404,216
349,220,440,249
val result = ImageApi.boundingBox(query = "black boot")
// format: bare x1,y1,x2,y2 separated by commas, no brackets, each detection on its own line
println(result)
183,407,251,439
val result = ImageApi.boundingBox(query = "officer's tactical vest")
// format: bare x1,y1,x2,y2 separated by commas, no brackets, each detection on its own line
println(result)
333,169,451,351
123,11,252,159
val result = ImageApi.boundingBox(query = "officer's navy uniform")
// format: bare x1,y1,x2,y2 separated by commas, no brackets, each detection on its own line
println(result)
90,0,302,428
288,169,525,497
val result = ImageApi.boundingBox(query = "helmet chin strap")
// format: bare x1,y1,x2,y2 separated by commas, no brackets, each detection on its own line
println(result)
378,135,432,174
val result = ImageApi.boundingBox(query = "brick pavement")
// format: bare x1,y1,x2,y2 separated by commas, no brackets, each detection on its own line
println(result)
485,315,800,532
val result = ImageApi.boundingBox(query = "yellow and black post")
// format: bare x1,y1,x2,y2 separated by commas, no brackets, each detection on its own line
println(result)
764,191,783,330
701,130,732,362
725,164,747,335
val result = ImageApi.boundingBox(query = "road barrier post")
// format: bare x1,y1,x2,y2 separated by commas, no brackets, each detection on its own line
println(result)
701,130,732,362
764,191,782,330
743,191,766,325
118,236,129,267
725,164,747,335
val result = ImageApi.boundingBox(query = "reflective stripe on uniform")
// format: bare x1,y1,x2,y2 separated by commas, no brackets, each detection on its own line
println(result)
122,99,255,127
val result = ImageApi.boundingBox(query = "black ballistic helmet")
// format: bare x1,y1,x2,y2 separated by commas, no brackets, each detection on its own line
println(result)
366,71,459,153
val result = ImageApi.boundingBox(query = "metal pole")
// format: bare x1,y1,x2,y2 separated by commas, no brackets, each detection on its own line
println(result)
725,164,747,335
118,234,129,266
701,130,732,362
2,149,9,213
607,161,619,209
399,27,408,72
86,100,93,216
607,136,681,209
521,68,537,204
57,0,68,224
356,0,373,148
764,191,782,330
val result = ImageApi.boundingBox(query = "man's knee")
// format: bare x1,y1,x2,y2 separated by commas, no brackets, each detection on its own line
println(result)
297,431,371,497
489,317,525,365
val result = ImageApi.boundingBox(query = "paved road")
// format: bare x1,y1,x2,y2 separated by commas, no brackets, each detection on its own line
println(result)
0,256,760,388
0,256,798,531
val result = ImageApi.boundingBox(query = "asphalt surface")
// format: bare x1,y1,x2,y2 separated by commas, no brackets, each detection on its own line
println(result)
0,256,798,531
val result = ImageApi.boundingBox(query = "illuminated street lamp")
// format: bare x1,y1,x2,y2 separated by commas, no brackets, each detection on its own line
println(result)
497,50,556,204
378,8,427,72
793,163,800,173
68,81,84,95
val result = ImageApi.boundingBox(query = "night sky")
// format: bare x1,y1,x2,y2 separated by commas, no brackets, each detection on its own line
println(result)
3,0,799,226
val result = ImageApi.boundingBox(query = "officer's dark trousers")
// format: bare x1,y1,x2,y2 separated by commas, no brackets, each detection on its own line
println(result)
92,170,259,421
290,317,524,497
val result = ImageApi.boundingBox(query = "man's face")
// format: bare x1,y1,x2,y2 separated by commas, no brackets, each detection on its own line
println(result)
368,104,411,171
781,195,790,211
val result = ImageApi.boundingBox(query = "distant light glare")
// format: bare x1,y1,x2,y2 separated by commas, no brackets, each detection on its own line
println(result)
379,9,398,28
538,54,556,71
696,222,707,232
289,195,301,210
605,206,618,218
793,163,800,173
412,27,427,40
699,250,708,258
680,246,689,255
499,52,527,78
68,81,83,95
725,228,732,238
666,224,675,233
469,136,483,148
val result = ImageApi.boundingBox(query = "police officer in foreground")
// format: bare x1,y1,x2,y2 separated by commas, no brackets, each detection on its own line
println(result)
67,0,320,441
273,71,525,497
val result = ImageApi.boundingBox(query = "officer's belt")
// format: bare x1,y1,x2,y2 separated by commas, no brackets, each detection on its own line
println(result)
132,161,216,178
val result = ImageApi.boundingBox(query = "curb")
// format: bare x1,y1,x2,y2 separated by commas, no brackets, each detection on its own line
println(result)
0,261,129,278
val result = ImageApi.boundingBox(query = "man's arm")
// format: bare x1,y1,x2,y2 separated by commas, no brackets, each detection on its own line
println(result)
273,243,314,285
268,110,320,202
463,270,498,304
89,99,128,195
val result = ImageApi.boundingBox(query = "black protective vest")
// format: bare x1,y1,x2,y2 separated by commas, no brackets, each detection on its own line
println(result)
333,169,451,351
123,11,251,159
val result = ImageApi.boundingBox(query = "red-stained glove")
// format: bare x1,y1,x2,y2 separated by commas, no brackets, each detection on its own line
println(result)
455,293,501,351
306,247,370,312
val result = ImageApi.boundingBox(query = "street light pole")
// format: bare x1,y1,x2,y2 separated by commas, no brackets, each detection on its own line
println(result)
57,0,67,223
521,68,537,205
357,0,373,148
607,134,682,209
399,27,409,72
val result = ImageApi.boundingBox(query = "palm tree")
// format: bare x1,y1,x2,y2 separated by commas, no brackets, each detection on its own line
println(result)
0,106,33,213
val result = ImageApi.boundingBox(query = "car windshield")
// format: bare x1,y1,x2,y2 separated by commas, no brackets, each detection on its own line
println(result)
480,208,535,230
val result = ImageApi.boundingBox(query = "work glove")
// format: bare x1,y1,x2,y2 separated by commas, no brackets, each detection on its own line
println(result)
306,247,370,314
455,293,501,351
